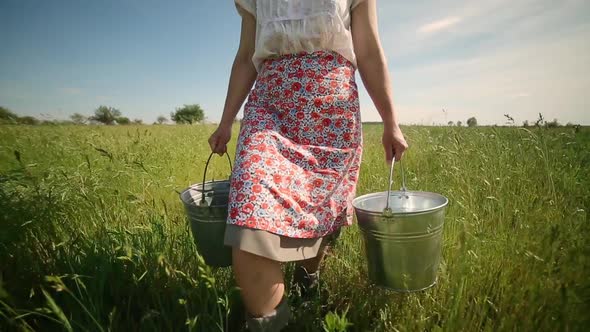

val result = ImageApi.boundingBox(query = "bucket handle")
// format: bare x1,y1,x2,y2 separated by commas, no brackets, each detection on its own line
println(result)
200,151,233,204
384,158,408,215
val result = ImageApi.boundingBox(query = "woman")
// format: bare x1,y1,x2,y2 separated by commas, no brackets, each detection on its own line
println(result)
208,0,408,330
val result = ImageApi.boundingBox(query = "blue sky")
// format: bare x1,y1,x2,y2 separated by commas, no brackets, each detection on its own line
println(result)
1,0,589,125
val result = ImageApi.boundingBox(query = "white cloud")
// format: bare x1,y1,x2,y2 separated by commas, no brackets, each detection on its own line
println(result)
381,0,588,59
393,27,590,124
360,0,590,125
417,17,461,34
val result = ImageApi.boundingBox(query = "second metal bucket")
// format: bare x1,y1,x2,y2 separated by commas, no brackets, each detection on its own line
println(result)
179,152,233,268
352,160,448,291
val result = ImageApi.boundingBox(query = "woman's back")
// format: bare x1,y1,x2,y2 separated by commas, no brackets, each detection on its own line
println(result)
210,1,408,329
235,0,364,72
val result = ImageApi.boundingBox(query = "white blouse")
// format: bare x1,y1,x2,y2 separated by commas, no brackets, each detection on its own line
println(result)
234,0,365,72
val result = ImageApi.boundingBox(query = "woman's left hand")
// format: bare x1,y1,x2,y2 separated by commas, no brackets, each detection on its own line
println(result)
382,125,408,163
208,124,232,156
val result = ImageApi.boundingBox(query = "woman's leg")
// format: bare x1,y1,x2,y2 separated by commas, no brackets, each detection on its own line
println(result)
232,248,285,317
293,229,341,297
292,245,329,298
296,245,329,273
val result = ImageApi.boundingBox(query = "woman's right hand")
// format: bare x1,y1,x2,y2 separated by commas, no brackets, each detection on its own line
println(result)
382,125,408,163
208,124,232,156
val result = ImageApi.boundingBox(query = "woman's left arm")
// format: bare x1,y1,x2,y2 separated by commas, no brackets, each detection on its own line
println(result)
209,7,257,155
351,0,408,162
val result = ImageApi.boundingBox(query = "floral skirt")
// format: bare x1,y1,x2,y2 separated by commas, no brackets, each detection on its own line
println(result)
226,50,363,241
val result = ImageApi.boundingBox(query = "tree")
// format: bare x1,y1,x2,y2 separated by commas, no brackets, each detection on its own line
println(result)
523,120,529,128
457,121,462,127
467,117,477,127
116,117,131,125
90,105,121,125
545,118,560,128
132,118,143,125
70,113,88,125
0,106,18,124
448,121,454,126
171,104,205,124
156,115,167,124
17,116,40,125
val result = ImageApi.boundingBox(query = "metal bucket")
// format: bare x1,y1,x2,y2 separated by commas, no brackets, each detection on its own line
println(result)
179,152,233,268
352,160,448,291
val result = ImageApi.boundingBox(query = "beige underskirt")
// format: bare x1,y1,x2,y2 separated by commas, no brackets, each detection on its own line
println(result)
223,224,341,262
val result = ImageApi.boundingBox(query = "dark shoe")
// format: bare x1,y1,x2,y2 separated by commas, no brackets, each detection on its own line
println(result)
292,265,320,300
246,297,291,332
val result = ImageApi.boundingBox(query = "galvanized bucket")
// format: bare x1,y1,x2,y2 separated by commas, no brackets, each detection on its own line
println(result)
352,159,448,291
180,152,233,268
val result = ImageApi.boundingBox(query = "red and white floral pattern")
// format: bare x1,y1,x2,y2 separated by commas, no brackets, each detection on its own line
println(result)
227,50,363,238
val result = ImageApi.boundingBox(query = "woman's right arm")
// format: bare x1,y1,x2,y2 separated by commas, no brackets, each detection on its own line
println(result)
351,0,408,162
209,7,257,155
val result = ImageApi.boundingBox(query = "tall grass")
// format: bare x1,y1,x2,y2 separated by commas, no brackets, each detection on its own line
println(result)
0,124,588,331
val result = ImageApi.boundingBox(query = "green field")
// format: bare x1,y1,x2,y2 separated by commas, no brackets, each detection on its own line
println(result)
1,124,588,331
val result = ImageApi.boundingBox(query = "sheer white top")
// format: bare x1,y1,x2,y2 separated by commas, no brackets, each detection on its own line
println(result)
234,0,365,72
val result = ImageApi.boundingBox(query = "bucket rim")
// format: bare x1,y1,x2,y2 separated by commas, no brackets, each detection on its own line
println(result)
179,179,231,196
352,190,448,216
179,180,231,207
